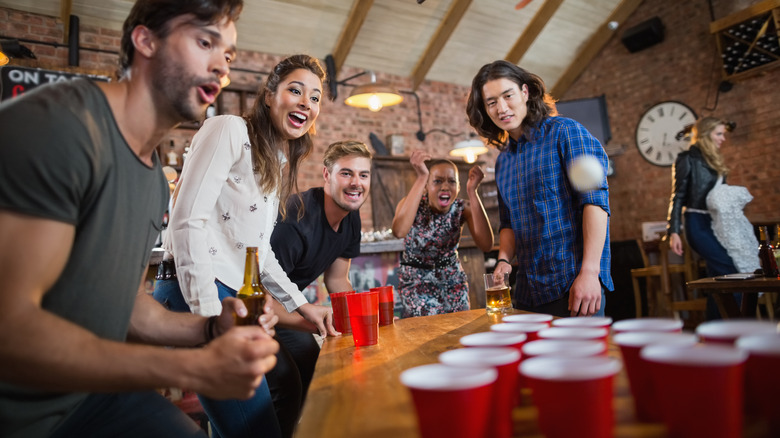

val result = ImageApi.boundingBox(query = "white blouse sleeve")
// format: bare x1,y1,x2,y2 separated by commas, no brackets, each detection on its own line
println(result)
168,116,244,316
261,245,310,312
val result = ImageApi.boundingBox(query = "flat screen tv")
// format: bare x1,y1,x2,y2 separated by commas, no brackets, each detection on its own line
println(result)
555,94,612,146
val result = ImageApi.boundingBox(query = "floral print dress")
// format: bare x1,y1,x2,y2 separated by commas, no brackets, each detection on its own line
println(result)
399,193,470,317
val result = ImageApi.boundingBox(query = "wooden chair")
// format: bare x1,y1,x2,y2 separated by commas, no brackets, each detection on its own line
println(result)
630,237,702,318
659,236,707,322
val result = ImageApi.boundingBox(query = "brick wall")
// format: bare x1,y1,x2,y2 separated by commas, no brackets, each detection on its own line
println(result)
2,0,777,241
562,0,780,240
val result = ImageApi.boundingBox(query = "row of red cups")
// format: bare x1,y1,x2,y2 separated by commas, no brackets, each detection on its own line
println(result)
329,285,395,347
400,314,623,438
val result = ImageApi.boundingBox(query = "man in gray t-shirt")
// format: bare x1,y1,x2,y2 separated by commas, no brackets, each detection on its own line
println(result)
0,2,280,437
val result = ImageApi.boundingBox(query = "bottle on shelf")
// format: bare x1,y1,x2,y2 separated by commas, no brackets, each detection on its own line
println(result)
772,224,780,270
758,226,780,278
166,139,179,167
235,246,267,326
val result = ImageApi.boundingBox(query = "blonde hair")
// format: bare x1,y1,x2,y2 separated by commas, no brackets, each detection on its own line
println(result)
691,116,729,175
323,141,373,172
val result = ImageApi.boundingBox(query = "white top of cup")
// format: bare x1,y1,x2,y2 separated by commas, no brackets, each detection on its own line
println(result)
696,320,779,341
502,314,553,323
400,364,497,390
640,344,748,366
551,316,613,328
460,331,527,347
439,347,521,367
613,331,698,348
520,356,621,381
537,327,608,340
736,333,780,356
522,339,605,358
611,318,683,333
490,322,548,334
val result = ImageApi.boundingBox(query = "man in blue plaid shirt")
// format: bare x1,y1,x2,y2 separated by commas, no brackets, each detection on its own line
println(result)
467,60,613,317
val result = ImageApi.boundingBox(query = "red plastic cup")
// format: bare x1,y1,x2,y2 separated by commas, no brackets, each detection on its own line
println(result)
522,339,607,360
329,291,355,334
400,364,497,438
538,327,609,345
641,344,748,438
490,322,548,342
552,316,612,329
460,331,527,354
346,291,379,347
439,347,521,438
370,285,394,326
613,332,698,422
502,313,553,326
696,320,778,345
736,333,780,433
521,356,621,438
611,317,683,335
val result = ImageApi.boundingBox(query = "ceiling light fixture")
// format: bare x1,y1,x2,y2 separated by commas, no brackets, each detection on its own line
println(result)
450,134,488,164
0,50,8,66
344,71,403,112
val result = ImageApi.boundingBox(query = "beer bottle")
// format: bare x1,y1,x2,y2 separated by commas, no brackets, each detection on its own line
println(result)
758,226,780,278
235,246,267,326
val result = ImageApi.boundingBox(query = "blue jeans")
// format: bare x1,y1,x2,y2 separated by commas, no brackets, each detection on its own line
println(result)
50,392,206,438
515,287,608,317
683,212,740,320
153,278,282,438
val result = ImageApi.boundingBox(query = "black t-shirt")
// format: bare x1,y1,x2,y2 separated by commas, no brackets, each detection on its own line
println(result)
270,187,361,290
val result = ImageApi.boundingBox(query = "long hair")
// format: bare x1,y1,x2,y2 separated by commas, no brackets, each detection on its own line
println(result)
466,60,557,149
691,116,729,175
243,54,326,220
119,0,243,77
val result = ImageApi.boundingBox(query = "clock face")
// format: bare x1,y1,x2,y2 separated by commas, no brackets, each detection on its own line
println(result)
635,101,697,166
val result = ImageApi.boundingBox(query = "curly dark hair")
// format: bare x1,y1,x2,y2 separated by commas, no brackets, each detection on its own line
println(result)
466,60,556,149
119,0,243,77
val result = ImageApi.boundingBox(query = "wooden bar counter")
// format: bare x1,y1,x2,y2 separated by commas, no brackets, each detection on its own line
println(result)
295,309,672,438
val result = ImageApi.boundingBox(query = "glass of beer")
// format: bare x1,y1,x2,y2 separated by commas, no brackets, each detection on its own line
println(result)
484,273,512,314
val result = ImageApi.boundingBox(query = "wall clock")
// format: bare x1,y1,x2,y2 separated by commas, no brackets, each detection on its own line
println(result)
635,101,697,166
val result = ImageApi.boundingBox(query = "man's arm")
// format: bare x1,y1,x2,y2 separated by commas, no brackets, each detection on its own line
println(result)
323,257,354,293
568,204,608,316
0,211,277,399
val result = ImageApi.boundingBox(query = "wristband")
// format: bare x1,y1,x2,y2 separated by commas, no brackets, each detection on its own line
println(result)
204,315,218,343
497,258,512,266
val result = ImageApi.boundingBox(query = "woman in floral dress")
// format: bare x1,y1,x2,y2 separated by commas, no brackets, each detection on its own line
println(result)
392,150,494,317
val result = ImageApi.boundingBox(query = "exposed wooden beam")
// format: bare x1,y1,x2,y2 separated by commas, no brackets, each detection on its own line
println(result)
60,0,72,44
331,0,374,72
505,0,564,64
551,0,644,98
411,0,472,91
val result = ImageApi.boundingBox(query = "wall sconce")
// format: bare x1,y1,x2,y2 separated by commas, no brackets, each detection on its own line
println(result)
343,71,403,112
0,50,8,66
450,134,488,164
220,75,230,88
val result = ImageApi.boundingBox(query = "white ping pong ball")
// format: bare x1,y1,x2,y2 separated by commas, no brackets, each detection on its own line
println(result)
568,155,604,192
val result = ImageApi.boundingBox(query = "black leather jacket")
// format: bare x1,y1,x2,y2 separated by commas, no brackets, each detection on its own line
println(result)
666,145,722,235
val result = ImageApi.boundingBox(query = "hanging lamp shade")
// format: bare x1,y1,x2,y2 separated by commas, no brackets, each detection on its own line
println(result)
343,71,403,112
0,50,8,66
450,137,488,164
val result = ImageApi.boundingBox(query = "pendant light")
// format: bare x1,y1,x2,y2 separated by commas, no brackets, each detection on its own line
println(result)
344,71,403,112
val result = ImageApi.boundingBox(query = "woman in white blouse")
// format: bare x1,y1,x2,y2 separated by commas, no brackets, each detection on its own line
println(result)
154,54,334,438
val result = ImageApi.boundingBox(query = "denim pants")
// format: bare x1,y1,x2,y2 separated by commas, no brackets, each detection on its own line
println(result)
50,391,207,438
515,287,608,317
683,212,740,319
153,279,282,438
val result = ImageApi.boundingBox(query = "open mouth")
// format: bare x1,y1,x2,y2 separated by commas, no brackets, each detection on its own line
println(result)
437,193,451,208
198,83,220,105
289,111,308,128
344,190,362,201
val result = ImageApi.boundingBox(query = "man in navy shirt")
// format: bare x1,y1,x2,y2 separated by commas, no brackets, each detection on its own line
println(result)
268,140,372,437
467,60,612,317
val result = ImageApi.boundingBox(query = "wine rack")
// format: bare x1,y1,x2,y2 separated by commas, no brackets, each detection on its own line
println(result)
710,0,780,81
